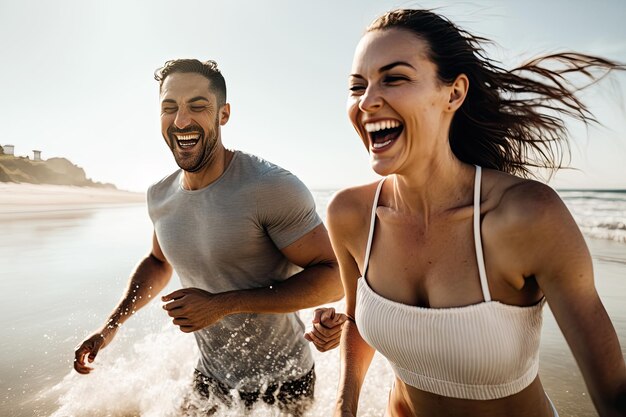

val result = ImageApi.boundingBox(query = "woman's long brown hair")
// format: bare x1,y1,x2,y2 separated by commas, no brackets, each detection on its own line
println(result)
368,9,624,178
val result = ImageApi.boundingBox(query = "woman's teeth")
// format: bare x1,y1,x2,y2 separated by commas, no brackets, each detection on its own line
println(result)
373,139,393,149
364,119,401,133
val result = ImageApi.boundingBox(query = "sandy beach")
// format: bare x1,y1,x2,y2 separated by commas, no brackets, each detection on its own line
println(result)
0,183,145,216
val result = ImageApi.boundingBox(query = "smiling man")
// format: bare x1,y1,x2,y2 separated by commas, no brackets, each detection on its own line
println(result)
73,59,345,414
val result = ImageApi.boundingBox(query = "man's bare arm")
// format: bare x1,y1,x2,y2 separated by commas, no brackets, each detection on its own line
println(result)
161,224,343,332
74,232,173,374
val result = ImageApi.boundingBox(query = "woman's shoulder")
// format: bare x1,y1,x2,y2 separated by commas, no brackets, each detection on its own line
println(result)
483,169,570,234
481,170,584,282
327,181,383,233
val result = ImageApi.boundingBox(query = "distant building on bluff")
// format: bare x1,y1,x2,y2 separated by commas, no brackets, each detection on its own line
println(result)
1,145,43,161
2,144,15,156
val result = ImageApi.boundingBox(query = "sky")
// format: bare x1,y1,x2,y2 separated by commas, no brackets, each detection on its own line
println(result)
1,0,625,192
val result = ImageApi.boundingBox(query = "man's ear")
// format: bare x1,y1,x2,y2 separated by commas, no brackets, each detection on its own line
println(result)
447,74,469,112
219,103,231,125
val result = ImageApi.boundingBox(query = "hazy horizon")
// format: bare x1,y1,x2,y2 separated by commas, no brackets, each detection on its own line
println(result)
1,0,625,192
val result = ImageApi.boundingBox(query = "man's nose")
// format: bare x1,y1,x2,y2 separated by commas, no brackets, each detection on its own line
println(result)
174,108,192,129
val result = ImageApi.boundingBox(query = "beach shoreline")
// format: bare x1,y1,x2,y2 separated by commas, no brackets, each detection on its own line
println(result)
0,183,145,216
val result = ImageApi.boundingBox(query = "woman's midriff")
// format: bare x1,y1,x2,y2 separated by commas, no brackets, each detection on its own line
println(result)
386,376,554,417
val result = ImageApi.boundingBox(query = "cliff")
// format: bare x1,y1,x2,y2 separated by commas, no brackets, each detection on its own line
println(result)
0,156,116,189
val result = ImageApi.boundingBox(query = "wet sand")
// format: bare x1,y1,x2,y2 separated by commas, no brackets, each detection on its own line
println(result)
539,237,626,416
0,183,145,216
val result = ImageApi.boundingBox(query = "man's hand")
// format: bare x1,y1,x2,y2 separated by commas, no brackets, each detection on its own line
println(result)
162,288,229,332
73,325,118,374
304,307,347,352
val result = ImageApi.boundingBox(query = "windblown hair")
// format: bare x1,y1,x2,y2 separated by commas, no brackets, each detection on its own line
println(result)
368,9,624,177
154,59,227,106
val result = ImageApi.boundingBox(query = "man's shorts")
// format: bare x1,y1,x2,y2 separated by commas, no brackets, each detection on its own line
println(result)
192,366,315,412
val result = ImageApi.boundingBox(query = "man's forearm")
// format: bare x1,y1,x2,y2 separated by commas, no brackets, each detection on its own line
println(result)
105,253,173,328
224,260,342,315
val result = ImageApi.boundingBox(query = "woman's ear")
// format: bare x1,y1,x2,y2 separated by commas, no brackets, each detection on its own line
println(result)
447,74,469,112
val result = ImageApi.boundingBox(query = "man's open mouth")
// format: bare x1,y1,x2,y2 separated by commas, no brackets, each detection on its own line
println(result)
174,133,201,149
364,120,404,150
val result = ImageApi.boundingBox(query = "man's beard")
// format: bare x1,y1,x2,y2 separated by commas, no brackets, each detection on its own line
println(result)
166,119,220,173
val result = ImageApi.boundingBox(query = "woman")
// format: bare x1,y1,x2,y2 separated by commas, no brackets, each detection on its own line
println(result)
312,9,626,417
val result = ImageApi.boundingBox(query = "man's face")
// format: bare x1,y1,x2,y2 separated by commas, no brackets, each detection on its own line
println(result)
160,72,225,172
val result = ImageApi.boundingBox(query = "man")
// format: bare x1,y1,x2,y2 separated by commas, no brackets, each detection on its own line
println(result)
73,59,345,413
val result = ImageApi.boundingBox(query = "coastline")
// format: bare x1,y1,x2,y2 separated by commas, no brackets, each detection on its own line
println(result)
0,183,145,216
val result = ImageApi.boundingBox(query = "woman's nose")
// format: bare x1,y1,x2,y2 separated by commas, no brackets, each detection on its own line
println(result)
359,85,383,112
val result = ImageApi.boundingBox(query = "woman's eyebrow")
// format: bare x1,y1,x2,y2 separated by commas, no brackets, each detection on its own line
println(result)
378,61,415,72
350,61,416,79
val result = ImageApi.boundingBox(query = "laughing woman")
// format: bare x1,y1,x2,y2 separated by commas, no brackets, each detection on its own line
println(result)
323,9,626,417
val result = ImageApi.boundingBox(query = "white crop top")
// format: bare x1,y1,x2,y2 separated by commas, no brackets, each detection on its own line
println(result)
355,166,545,400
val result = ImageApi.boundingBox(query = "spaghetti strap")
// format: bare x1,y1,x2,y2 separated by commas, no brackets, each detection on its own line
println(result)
362,178,386,277
473,166,491,302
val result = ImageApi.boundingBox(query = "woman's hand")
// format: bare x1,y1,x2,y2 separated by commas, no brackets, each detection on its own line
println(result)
304,307,347,351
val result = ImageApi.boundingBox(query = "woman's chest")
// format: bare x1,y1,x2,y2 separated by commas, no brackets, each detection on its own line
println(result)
361,214,486,308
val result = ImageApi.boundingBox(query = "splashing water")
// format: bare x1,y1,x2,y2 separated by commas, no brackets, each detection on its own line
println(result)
48,326,196,417
43,304,394,417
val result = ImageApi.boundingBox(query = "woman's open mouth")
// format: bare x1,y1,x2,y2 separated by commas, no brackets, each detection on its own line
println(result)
364,119,404,152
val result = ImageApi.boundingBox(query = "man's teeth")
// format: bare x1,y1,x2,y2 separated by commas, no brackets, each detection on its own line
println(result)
373,140,393,149
175,133,200,148
176,134,200,140
364,120,401,133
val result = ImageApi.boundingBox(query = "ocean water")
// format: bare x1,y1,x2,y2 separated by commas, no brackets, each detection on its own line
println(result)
315,188,626,245
0,190,624,417
559,190,626,244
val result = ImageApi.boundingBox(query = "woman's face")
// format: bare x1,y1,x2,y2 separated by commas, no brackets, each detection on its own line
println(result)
348,28,454,177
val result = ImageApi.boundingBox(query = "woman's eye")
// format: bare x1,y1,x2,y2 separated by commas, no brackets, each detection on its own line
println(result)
349,85,366,93
384,76,407,84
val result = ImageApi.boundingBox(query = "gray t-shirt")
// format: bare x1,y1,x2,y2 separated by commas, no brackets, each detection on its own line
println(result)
147,151,321,391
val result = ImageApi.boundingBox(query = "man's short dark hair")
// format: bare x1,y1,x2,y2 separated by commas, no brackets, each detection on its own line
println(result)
154,59,227,106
